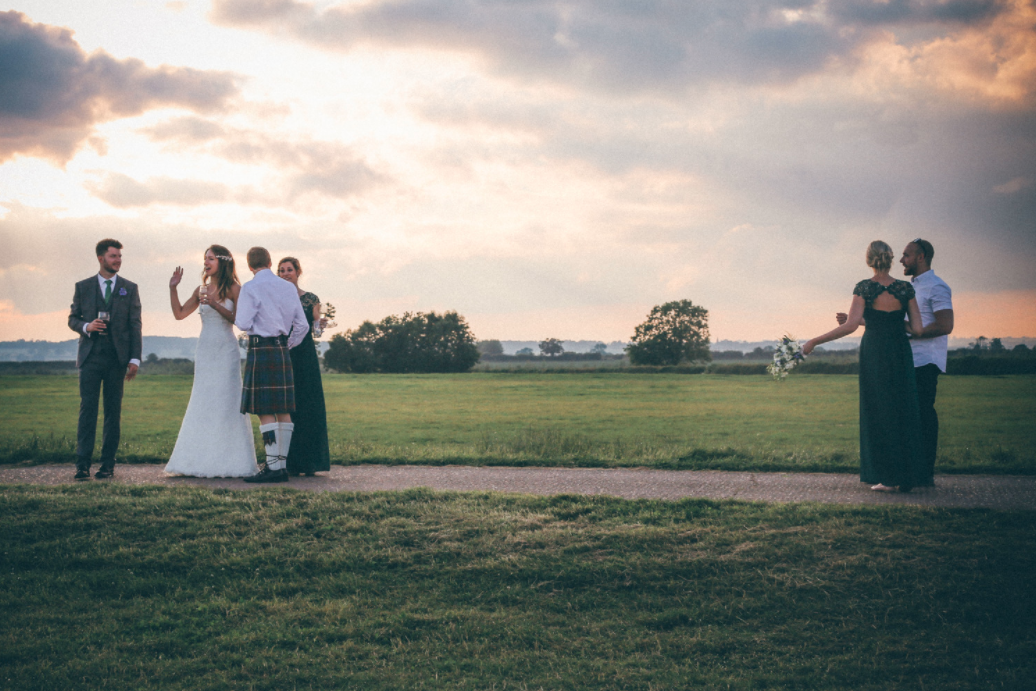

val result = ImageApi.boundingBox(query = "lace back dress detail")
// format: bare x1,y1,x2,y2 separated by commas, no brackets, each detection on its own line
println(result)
164,299,259,477
853,279,915,308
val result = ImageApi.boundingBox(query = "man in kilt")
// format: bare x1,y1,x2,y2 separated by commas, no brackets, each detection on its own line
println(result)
236,247,309,483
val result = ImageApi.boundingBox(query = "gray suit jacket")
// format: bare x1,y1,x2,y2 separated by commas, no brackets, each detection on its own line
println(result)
68,275,143,368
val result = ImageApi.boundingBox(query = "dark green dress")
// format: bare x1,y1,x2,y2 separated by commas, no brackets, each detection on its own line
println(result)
855,279,925,490
286,292,331,475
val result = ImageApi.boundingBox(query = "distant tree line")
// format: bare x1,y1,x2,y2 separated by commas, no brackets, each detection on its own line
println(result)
956,337,1032,355
323,311,480,373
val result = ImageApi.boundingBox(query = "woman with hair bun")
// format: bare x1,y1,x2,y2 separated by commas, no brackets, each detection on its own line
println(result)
277,256,331,476
803,241,926,492
164,246,259,477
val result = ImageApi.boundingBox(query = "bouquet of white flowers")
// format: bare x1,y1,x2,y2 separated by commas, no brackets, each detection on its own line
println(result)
767,335,805,381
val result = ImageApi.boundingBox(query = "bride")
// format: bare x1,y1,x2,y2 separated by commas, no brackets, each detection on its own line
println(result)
164,245,258,477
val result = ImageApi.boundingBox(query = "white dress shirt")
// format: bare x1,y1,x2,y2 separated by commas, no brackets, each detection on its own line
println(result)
235,268,308,349
909,270,953,372
86,273,140,367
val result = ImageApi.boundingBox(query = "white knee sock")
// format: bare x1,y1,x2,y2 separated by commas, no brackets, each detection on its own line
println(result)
259,423,278,469
273,422,294,471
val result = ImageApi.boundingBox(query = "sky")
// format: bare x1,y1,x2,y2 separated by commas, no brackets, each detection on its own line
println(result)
1,0,1034,344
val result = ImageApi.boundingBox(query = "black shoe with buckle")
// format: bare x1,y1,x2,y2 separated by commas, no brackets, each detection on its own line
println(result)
244,466,289,484
95,466,115,479
74,467,91,481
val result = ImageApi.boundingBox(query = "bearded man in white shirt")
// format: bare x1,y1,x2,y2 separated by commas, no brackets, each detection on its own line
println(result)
900,239,953,486
236,246,309,483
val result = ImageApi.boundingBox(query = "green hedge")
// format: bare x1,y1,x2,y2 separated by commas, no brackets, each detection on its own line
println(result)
946,356,1036,375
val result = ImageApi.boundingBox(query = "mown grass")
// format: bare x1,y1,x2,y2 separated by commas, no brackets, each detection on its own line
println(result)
1,485,1033,689
1,374,1034,474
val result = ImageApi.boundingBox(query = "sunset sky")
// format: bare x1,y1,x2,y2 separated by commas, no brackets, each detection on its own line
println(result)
2,0,1034,344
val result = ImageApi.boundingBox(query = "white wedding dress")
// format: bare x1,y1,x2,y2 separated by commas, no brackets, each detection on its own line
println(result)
164,299,259,477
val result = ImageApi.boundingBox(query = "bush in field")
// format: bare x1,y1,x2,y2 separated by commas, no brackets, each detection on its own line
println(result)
323,311,480,373
477,339,504,356
539,338,565,357
626,300,711,366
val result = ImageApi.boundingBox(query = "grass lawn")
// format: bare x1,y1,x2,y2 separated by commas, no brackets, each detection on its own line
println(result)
1,373,1034,473
1,485,1033,689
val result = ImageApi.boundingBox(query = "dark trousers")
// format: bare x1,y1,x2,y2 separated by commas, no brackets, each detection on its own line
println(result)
76,345,126,469
915,363,940,482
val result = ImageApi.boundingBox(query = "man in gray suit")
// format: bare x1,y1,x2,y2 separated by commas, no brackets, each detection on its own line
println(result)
67,239,142,480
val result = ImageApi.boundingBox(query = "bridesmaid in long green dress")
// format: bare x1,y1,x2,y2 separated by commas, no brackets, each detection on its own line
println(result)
277,257,331,476
803,241,926,492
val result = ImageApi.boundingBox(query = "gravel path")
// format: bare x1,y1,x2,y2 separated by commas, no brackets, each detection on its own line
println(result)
3,464,1035,510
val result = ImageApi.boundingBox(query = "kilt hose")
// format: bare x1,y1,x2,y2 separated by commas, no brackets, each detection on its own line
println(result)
241,335,296,415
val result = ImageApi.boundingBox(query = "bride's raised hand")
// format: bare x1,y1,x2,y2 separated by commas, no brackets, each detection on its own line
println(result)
170,266,184,288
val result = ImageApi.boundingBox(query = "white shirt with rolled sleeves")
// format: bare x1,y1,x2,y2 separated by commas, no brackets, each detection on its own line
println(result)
909,270,953,372
234,269,308,349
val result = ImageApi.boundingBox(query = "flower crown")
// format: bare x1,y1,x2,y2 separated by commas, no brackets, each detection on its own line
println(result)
216,255,233,262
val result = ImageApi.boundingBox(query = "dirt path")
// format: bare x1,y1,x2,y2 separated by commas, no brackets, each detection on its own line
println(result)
3,464,1035,510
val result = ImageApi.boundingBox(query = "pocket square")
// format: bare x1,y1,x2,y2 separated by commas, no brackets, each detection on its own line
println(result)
119,288,127,296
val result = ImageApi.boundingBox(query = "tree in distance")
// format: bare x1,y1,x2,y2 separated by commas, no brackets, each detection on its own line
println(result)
591,342,608,355
539,338,564,357
477,339,504,356
324,311,480,373
516,347,534,356
626,299,711,366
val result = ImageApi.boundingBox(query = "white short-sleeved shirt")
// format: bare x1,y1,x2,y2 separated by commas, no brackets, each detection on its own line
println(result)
909,270,953,372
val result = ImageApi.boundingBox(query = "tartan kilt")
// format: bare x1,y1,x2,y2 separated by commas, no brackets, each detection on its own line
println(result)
241,336,295,415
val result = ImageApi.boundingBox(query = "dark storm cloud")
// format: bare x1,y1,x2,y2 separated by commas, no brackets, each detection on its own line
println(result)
0,11,239,163
210,0,1008,93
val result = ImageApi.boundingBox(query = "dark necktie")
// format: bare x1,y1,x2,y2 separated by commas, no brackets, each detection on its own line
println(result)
104,280,112,306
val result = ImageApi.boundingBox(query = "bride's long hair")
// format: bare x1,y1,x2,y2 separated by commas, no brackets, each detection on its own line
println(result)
202,244,240,301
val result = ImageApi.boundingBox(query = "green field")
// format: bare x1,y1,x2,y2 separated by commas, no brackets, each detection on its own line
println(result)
2,374,1034,474
1,485,1033,689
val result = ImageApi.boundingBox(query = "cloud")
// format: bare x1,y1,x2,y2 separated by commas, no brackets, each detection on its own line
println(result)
210,0,1025,97
84,173,230,208
140,117,387,202
992,176,1032,194
139,116,227,144
0,11,240,164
